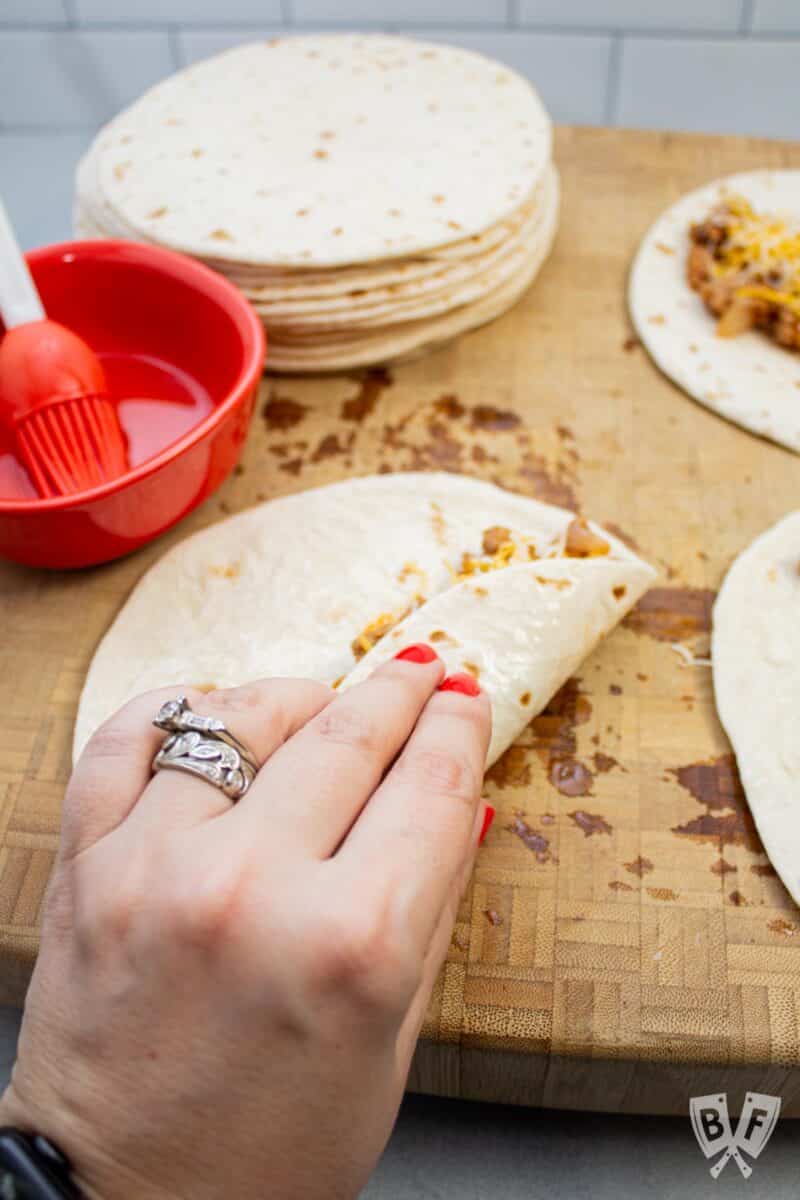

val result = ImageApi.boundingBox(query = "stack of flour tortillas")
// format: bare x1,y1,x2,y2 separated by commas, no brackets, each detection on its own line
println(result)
74,34,558,372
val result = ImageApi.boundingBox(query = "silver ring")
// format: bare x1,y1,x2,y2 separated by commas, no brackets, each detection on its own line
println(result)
151,695,259,802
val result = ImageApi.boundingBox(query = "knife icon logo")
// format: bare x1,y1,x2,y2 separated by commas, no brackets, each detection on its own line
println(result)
690,1092,781,1178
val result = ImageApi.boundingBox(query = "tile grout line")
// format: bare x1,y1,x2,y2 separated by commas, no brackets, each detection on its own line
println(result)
281,0,294,28
739,0,756,34
603,33,623,127
61,0,77,27
167,25,182,70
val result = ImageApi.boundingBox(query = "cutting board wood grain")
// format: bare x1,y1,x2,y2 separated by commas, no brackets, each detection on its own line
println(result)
3,127,800,1115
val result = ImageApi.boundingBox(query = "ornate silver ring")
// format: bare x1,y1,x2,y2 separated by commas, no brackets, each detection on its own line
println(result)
151,695,259,802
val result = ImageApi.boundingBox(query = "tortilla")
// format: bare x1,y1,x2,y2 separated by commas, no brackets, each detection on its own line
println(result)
74,473,654,765
264,176,559,372
712,512,800,905
87,36,551,269
629,170,800,454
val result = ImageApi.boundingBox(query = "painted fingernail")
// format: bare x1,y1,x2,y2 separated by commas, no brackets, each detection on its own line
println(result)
438,672,481,697
394,643,438,664
479,805,495,846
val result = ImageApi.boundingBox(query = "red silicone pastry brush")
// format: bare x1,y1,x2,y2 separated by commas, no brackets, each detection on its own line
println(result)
0,199,128,497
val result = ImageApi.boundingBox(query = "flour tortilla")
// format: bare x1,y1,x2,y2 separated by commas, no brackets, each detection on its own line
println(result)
74,138,544,294
88,35,551,269
250,187,551,333
74,473,654,765
629,170,800,454
264,173,559,371
74,146,545,306
713,512,800,905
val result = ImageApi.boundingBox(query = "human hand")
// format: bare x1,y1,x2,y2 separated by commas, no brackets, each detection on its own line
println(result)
0,647,492,1199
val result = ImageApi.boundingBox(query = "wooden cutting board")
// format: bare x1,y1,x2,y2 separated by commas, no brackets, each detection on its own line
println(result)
2,126,800,1116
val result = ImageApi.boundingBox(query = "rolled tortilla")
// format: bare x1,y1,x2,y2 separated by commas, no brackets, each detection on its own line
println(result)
713,512,800,905
74,473,655,767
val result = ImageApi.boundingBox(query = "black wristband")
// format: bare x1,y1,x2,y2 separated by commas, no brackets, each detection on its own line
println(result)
0,1128,84,1199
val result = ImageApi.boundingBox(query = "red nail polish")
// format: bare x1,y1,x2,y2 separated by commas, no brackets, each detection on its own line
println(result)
438,672,481,696
479,805,495,846
394,643,438,664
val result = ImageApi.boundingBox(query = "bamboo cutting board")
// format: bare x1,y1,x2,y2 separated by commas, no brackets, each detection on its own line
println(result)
2,127,800,1115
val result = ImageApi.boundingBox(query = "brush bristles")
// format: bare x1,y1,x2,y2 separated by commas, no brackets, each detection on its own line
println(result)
17,396,128,498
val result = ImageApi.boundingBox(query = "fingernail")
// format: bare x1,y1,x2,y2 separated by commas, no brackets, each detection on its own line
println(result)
394,643,438,664
438,672,481,697
479,805,495,846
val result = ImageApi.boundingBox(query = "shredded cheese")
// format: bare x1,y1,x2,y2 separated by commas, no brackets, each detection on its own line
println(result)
707,193,800,317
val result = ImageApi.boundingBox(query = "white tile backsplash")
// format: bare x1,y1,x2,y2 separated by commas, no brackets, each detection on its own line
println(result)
292,0,507,23
0,0,69,22
177,28,285,66
751,0,800,32
519,0,744,32
1,4,798,139
75,0,283,24
617,35,800,139
0,131,91,246
420,29,612,123
0,31,176,127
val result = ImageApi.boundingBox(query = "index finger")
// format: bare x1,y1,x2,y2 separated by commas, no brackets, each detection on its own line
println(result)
332,677,491,952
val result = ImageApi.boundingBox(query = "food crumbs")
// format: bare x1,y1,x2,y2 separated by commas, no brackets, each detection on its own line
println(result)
564,518,610,558
482,526,511,555
519,692,531,706
624,856,653,877
351,611,407,659
484,909,503,927
768,919,796,935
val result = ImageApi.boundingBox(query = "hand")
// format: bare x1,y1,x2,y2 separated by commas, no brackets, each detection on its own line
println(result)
0,647,492,1200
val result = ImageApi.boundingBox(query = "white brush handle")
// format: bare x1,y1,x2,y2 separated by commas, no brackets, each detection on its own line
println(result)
0,197,46,328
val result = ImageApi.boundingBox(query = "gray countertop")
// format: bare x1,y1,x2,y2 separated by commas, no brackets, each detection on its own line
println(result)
1,130,798,1198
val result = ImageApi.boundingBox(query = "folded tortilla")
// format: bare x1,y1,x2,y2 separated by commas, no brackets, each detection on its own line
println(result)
712,512,800,905
74,474,655,765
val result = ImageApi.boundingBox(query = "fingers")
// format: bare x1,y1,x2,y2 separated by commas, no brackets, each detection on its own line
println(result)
233,645,445,857
395,801,489,1067
62,686,202,862
334,680,491,953
128,678,332,832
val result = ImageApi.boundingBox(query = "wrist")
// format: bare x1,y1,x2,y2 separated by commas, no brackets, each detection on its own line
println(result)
0,1086,176,1200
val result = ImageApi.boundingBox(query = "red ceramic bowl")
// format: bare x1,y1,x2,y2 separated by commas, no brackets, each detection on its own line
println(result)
0,240,265,568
